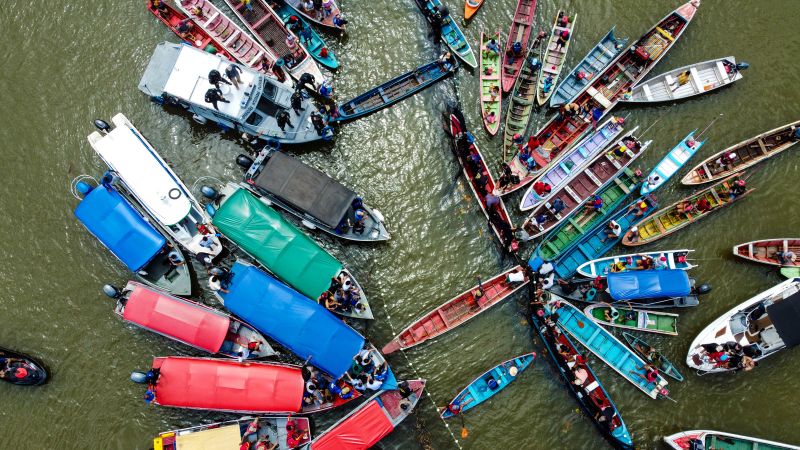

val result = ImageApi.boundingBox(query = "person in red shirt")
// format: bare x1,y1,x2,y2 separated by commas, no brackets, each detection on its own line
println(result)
533,181,551,196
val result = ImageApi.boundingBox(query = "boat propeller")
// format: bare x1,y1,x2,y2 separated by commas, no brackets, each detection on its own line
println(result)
93,119,111,134
102,284,121,299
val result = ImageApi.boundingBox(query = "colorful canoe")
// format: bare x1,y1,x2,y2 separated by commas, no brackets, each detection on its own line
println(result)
441,353,536,419
154,416,311,450
681,119,800,185
549,27,628,108
585,304,678,336
382,266,529,354
623,173,753,246
733,238,800,267
415,0,477,68
622,57,745,103
464,0,485,19
501,0,536,92
283,0,345,32
576,249,695,277
272,2,338,70
622,332,684,381
664,430,800,450
518,116,626,210
0,347,49,386
480,30,503,135
146,0,233,60
536,11,577,106
641,131,704,194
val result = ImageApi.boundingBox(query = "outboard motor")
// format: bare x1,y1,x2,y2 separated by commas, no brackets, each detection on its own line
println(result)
94,119,111,135
236,154,254,171
736,62,750,71
695,283,712,295
130,371,148,384
200,185,220,201
102,284,121,299
75,181,93,198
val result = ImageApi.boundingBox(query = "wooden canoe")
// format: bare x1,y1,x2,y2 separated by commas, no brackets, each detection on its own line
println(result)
622,57,744,103
381,266,529,354
283,0,345,32
622,332,684,381
480,30,503,135
415,0,477,68
624,173,753,247
464,0,485,19
641,130,704,195
536,11,577,106
733,238,800,267
664,430,800,450
576,249,696,278
585,304,678,336
146,0,233,61
272,2,338,70
681,119,800,185
501,0,536,92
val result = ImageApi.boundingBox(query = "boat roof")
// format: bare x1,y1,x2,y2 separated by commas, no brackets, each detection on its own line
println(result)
252,152,356,228
123,283,229,353
221,262,364,378
312,400,393,450
767,291,800,347
88,113,191,226
212,188,342,298
74,185,165,272
153,357,303,413
608,270,691,300
174,424,241,450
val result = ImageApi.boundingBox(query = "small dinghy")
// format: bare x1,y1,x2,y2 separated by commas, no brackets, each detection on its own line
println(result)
622,332,684,381
664,430,800,450
536,11,577,106
585,304,679,336
146,0,233,61
415,0,477,68
733,238,800,267
479,29,503,135
154,416,311,450
576,249,695,278
283,0,346,32
621,57,746,103
0,347,49,386
272,1,338,70
463,0,485,19
500,0,536,92
640,130,705,195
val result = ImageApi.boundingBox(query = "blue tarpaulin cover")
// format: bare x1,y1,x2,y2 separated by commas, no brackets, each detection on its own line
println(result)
608,270,691,300
74,186,165,272
221,262,365,378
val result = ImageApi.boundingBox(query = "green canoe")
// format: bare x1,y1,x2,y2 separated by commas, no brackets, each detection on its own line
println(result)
585,304,678,336
622,332,684,382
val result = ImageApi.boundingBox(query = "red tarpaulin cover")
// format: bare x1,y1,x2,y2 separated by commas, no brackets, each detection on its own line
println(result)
123,284,229,353
153,357,304,413
312,401,394,450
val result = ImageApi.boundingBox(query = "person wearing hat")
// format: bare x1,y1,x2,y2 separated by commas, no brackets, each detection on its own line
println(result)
627,199,649,217
625,226,640,244
654,254,669,270
572,366,589,386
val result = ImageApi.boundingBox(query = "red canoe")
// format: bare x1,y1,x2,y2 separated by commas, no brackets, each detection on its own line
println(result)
145,0,233,61
733,239,800,267
501,0,536,92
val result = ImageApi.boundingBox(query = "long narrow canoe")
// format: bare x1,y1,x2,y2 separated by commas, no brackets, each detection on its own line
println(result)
480,30,503,135
546,297,670,399
283,0,345,32
441,353,536,418
622,332,684,381
536,11,577,106
224,0,325,84
549,27,628,108
621,57,745,103
501,0,536,92
641,131,704,194
331,59,454,123
681,119,800,185
530,301,633,449
272,2,338,70
585,304,678,336
415,0,477,68
576,249,695,277
664,430,800,450
517,116,626,209
382,266,529,354
146,0,233,61
154,416,311,450
464,0,485,19
623,173,753,246
733,238,800,267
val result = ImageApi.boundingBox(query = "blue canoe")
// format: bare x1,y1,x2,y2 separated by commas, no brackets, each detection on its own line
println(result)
576,249,696,277
549,27,629,108
546,297,670,399
415,0,478,68
641,131,705,194
272,3,339,70
531,303,633,449
550,195,659,279
440,352,536,419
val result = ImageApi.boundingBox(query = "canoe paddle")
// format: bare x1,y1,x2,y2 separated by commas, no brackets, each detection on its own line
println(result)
695,113,724,140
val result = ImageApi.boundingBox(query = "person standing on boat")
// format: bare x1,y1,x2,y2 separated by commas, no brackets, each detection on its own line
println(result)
225,64,243,89
312,0,323,19
204,88,229,111
485,38,500,56
175,19,194,38
208,70,232,91
554,30,570,51
276,110,293,131
332,13,348,30
290,90,304,115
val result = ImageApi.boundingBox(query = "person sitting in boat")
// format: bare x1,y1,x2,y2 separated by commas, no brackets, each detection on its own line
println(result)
625,226,640,244
318,80,334,98
542,74,555,94
253,437,278,450
311,0,322,17
241,417,260,446
571,365,589,387
600,220,622,243
515,218,537,242
621,87,633,100
327,380,354,400
189,5,204,19
695,197,712,213
176,19,194,38
484,108,497,125
554,30,570,51
627,199,649,217
644,174,660,190
671,70,691,91
321,0,334,18
208,274,230,294
727,179,747,199
557,12,569,27
286,422,310,448
510,41,524,63
595,405,617,431
562,102,580,118
638,363,660,385
610,261,626,273
149,0,169,17
332,13,348,30
166,250,184,274
204,88,229,111
676,200,694,216
485,38,500,56
489,84,501,101
636,254,654,270
588,195,604,212
512,133,525,147
550,198,566,215
792,126,800,141
652,254,668,270
533,181,551,196
438,51,456,71
773,250,797,265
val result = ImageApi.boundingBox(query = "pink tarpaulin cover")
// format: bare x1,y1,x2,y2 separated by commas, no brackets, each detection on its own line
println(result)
312,401,394,450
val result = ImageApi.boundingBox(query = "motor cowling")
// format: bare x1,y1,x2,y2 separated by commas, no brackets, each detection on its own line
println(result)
200,186,219,200
102,284,121,299
94,119,111,134
130,371,148,384
696,283,712,295
75,181,93,197
236,154,254,170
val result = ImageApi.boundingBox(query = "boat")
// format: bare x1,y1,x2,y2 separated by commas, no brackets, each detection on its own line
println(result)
441,353,536,418
585,304,678,336
548,195,658,279
530,300,633,450
306,380,427,450
154,416,311,450
549,27,628,108
681,119,800,185
72,178,192,295
623,173,753,247
576,249,695,277
464,0,484,19
329,59,454,123
545,297,670,399
686,277,800,374
622,332,684,381
272,1,338,70
0,347,49,386
446,106,515,249
283,0,345,32
146,0,233,61
640,131,704,194
517,116,626,209
223,0,326,85
139,42,331,145
501,0,536,92
106,280,276,359
382,266,529,354
480,30,502,135
208,184,371,319
536,11,577,106
237,146,390,242
415,0,477,68
621,57,745,103
733,238,800,267
783,268,800,279
88,113,222,259
664,430,800,450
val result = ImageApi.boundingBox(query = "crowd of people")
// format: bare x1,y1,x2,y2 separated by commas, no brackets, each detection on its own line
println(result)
319,272,367,316
300,347,390,408
693,341,760,372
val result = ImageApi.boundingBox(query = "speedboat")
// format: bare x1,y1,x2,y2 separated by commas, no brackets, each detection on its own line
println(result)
0,347,49,386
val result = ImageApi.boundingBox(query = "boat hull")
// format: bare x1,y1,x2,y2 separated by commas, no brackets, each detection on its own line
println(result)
733,239,800,267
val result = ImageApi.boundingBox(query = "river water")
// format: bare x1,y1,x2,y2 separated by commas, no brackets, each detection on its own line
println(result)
1,0,799,449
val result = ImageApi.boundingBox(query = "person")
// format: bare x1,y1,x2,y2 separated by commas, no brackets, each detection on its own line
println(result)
199,235,218,252
728,179,747,199
485,37,500,55
204,88,229,110
438,51,455,70
542,74,554,94
328,381,354,399
551,197,566,214
149,0,169,16
290,90,304,115
672,70,691,91
241,417,260,444
563,102,580,117
484,109,497,125
143,388,156,404
167,250,184,268
601,220,621,242
176,19,193,38
297,72,317,92
628,199,649,217
610,260,626,273
254,438,277,450
195,251,213,267
572,366,589,386
333,13,348,30
791,125,800,141
321,0,334,18
687,438,705,450
622,87,633,101
512,133,525,146
287,14,302,31
556,277,577,294
533,181,551,196
637,254,653,270
311,0,323,17
318,80,333,98
654,254,668,270
558,12,569,27
595,405,616,431
554,30,570,50
310,111,326,136
626,226,640,244
489,84,500,100
286,34,299,56
208,69,232,90
589,195,603,211
644,174,660,190
774,250,797,265
642,364,659,384
590,106,603,130
485,192,500,210
695,197,711,213
276,110,293,131
286,422,310,448
506,41,523,66
225,64,243,89
677,200,694,215
209,275,229,294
